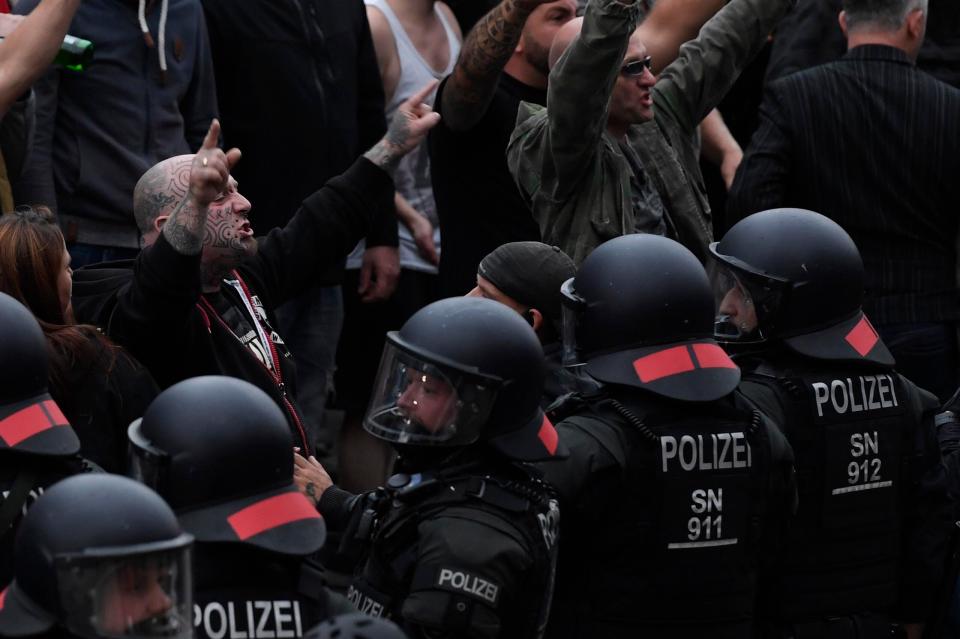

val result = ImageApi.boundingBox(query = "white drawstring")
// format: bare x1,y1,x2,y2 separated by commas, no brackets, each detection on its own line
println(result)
137,0,153,47
157,0,169,74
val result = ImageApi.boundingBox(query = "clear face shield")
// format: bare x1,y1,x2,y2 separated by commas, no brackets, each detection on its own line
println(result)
127,419,170,494
55,540,193,639
364,342,501,447
705,257,787,343
560,278,585,367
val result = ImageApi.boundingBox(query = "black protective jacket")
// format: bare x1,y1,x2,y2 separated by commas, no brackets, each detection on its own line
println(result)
736,349,951,632
71,159,394,453
539,387,796,639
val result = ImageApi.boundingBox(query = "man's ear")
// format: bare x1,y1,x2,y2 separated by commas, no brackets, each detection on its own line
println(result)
154,215,169,232
906,8,926,41
838,10,849,38
524,308,544,333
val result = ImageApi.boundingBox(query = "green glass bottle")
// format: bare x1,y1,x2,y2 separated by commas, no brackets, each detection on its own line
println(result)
52,35,94,72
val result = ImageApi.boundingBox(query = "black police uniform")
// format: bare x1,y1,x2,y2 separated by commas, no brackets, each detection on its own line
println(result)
737,348,947,636
128,377,334,638
706,208,953,636
0,293,90,586
340,451,559,638
319,297,567,639
192,546,343,639
542,388,794,639
542,234,797,639
0,474,194,639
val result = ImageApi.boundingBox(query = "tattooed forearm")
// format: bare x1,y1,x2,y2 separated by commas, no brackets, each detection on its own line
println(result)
365,109,413,173
364,139,404,173
442,0,533,130
162,195,206,255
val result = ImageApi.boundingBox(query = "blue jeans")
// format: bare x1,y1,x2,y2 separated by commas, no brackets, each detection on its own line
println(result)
878,322,959,403
274,285,344,457
68,243,140,268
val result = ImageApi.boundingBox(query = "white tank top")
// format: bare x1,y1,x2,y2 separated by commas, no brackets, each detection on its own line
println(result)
347,0,460,274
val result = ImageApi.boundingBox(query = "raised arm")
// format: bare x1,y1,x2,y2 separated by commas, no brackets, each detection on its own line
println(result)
440,0,552,132
638,0,726,75
654,0,794,135
0,0,80,117
545,0,640,191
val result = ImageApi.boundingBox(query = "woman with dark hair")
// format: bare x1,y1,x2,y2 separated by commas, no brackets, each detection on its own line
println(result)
0,207,157,472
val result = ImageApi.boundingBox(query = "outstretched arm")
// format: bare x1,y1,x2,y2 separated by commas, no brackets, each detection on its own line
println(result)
0,0,80,117
638,0,726,75
654,0,793,135
440,0,556,132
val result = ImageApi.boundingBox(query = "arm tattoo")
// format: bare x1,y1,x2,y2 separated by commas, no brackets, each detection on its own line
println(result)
442,0,532,129
162,195,205,255
365,111,412,173
364,139,403,174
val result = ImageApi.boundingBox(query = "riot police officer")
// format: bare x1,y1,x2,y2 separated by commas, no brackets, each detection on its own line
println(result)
299,297,564,638
0,474,194,639
707,208,951,638
0,292,88,585
541,233,796,639
127,376,338,638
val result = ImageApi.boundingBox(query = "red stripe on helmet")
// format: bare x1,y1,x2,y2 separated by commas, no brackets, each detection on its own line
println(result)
691,343,737,370
537,415,559,456
633,346,695,383
0,586,6,610
227,492,321,541
0,401,69,448
845,316,879,357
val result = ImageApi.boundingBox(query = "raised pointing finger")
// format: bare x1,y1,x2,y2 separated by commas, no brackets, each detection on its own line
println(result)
200,118,221,152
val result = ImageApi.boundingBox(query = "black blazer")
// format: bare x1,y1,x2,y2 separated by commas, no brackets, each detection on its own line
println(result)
728,45,960,325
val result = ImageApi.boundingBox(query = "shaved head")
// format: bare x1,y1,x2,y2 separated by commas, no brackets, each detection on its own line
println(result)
133,155,194,235
548,17,583,70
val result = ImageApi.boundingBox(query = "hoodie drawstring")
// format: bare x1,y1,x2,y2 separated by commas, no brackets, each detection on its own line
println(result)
137,0,170,78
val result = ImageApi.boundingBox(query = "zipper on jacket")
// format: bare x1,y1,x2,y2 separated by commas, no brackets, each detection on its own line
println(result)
197,275,311,455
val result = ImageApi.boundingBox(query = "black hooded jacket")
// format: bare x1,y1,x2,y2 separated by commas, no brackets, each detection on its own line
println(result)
71,158,394,453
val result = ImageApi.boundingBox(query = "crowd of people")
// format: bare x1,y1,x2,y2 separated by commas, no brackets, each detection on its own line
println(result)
0,0,959,636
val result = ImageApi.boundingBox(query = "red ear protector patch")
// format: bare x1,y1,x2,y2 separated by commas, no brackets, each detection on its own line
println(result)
0,401,69,448
633,343,736,383
845,316,879,357
227,492,321,540
537,415,559,456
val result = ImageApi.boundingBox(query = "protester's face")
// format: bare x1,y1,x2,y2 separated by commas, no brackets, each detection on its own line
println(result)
520,0,577,76
718,280,758,334
58,244,74,323
202,176,257,267
396,367,457,433
608,33,656,127
97,563,173,635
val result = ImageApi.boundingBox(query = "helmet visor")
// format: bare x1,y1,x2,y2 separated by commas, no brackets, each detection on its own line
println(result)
364,343,499,447
560,278,584,366
55,543,192,639
706,257,786,343
127,419,169,493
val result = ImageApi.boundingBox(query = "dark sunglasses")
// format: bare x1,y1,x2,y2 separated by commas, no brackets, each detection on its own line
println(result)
621,55,653,77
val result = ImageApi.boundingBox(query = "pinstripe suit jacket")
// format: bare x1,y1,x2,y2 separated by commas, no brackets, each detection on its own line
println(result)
728,45,960,325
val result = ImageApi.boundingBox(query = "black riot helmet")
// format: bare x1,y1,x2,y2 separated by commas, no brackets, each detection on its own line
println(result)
365,297,565,461
0,474,193,639
561,234,740,402
128,376,325,556
304,614,407,639
0,292,78,456
708,208,893,365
